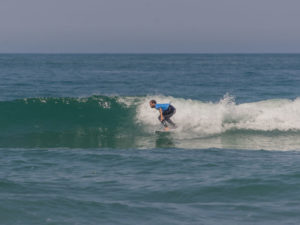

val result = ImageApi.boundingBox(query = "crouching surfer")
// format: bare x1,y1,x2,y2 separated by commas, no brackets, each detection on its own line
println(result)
149,100,176,131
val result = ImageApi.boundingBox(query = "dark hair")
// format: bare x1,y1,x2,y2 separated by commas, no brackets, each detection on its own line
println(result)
150,100,156,104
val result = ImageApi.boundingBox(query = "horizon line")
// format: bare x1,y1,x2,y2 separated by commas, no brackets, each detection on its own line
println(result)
1,52,300,55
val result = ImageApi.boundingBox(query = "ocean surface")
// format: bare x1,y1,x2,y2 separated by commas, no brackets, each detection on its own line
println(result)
1,54,300,224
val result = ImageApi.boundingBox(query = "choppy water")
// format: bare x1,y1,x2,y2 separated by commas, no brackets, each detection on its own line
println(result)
1,54,300,224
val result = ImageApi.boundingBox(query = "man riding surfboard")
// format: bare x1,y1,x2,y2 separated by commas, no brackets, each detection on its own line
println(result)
149,100,176,131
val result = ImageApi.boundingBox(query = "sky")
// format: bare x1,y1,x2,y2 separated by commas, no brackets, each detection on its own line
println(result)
0,0,299,53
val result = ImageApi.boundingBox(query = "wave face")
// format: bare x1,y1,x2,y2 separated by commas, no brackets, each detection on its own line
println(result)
0,96,139,148
2,95,300,150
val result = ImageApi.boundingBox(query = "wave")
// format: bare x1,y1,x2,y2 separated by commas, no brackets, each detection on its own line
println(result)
1,95,300,150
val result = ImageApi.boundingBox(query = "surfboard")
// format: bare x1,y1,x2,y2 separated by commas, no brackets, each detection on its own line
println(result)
155,129,175,134
155,130,169,134
155,125,176,134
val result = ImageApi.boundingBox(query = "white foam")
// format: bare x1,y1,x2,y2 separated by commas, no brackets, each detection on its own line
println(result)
136,95,300,138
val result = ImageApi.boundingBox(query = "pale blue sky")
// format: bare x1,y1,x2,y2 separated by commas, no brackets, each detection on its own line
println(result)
0,0,299,53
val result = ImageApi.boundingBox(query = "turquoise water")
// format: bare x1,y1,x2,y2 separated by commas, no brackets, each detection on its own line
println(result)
1,54,300,224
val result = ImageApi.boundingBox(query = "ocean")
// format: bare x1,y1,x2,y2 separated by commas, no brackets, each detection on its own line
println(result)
1,54,300,224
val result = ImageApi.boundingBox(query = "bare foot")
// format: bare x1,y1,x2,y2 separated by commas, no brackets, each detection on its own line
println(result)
164,127,169,131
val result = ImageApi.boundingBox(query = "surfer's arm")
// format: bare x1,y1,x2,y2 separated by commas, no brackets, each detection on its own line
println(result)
159,108,164,121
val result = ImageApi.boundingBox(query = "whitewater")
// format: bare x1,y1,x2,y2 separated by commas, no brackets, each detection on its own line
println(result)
138,94,300,134
139,95,300,150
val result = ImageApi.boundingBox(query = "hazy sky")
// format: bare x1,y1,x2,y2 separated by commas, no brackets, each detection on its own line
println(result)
0,0,299,53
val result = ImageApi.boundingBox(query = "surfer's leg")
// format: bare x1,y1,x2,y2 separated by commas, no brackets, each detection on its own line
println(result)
165,118,176,127
163,108,176,128
158,115,168,127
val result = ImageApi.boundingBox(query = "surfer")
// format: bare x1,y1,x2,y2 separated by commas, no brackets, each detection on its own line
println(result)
149,100,176,131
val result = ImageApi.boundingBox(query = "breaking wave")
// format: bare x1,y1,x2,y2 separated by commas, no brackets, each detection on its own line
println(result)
1,95,300,150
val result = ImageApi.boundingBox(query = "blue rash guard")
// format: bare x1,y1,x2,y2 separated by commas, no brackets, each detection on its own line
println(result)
155,103,170,112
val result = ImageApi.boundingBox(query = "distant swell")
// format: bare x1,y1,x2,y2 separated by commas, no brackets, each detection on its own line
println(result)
1,95,300,150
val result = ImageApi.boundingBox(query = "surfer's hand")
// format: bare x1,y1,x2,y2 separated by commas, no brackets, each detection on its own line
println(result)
160,116,164,121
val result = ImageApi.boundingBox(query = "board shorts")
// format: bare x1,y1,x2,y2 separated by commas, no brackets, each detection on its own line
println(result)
163,105,176,117
158,105,176,127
